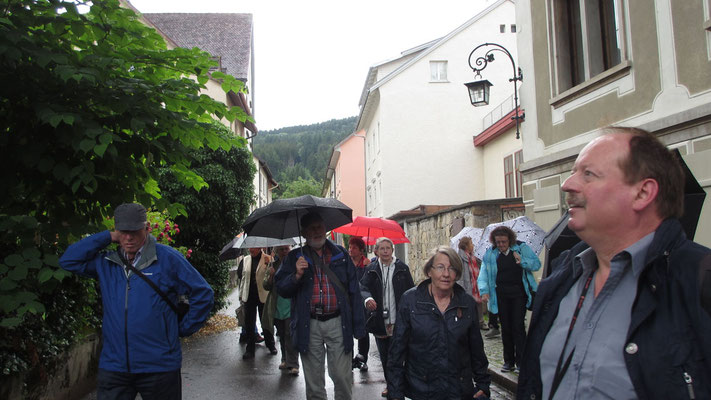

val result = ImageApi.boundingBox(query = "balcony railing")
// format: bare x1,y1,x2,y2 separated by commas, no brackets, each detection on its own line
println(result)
481,94,516,131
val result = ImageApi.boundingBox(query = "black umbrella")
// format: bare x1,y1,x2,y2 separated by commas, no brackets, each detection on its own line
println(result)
542,211,580,278
241,195,352,241
673,149,706,241
218,235,244,262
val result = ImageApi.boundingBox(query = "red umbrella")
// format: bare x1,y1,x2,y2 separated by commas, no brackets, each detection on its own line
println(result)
362,235,410,246
334,216,409,243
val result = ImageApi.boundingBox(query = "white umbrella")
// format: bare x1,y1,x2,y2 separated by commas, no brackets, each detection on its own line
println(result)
450,227,484,252
474,216,546,260
234,234,303,249
218,234,303,261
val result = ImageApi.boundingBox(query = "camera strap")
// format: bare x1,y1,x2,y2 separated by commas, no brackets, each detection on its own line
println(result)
548,270,594,400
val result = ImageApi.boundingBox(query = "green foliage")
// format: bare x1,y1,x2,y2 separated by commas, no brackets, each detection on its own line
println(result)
0,214,102,379
254,117,356,197
158,126,256,312
277,177,323,199
0,0,250,382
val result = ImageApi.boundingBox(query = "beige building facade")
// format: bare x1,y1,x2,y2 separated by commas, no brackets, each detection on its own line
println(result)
516,0,711,247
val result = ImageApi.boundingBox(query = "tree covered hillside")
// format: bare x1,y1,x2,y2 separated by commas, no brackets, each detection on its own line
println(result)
253,116,356,198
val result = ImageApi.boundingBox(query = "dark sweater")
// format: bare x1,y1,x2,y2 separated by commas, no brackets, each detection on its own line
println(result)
496,251,525,296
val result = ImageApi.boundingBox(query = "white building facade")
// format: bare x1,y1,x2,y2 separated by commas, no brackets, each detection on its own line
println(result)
357,0,520,218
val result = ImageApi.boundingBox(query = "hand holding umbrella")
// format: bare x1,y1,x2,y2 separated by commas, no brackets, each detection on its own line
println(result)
295,256,309,280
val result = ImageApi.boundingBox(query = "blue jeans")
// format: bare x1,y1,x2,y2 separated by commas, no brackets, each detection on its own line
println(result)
97,368,181,400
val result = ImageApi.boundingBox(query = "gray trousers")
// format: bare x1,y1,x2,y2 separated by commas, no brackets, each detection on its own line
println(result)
275,317,299,369
301,316,353,400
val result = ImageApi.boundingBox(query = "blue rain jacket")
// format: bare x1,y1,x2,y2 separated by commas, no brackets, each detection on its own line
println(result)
477,240,540,314
59,231,213,373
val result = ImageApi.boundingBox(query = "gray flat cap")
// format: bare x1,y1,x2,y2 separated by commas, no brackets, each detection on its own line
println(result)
114,203,147,231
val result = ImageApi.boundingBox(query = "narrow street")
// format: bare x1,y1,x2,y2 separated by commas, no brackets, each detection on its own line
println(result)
80,288,515,399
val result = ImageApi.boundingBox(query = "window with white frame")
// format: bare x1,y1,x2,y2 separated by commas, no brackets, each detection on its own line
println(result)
365,134,375,163
376,122,381,153
504,150,524,198
367,185,375,212
550,0,625,93
430,61,448,82
378,178,382,205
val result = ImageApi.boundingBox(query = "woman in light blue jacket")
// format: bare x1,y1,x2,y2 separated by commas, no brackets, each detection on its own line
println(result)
477,226,540,373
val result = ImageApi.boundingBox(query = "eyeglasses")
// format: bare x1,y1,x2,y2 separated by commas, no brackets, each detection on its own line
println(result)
432,264,456,273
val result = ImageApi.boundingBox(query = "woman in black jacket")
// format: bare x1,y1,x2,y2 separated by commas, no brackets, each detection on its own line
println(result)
387,246,490,400
360,237,414,398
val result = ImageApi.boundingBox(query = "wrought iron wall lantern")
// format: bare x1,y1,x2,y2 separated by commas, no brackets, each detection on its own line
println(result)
465,42,524,139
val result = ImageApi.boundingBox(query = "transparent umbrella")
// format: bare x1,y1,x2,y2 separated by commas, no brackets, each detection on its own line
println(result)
218,233,302,261
450,227,484,252
474,216,546,260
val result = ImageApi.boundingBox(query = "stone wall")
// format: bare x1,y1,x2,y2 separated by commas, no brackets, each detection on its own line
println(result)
1,334,101,400
399,198,524,283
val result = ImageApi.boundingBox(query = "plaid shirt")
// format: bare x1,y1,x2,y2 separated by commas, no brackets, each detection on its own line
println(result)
310,247,339,314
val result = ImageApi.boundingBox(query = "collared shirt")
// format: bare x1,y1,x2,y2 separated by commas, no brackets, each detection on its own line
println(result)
379,257,398,325
309,246,339,314
540,232,654,400
121,245,145,277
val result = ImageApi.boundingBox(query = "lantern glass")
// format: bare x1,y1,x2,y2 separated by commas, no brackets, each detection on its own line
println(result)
464,79,492,107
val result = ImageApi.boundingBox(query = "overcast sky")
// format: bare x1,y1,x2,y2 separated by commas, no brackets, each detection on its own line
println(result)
129,0,493,131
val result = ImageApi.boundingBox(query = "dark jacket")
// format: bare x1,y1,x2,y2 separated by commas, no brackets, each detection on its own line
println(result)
360,258,414,336
274,239,366,354
517,219,711,400
59,231,214,373
387,280,491,400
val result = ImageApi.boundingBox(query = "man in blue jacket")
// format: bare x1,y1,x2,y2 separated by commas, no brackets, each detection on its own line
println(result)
60,203,214,400
517,128,711,399
275,212,365,400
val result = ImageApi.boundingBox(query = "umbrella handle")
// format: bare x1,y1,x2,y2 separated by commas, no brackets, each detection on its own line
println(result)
296,209,304,248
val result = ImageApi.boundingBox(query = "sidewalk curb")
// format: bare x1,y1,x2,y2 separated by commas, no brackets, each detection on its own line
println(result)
488,367,518,394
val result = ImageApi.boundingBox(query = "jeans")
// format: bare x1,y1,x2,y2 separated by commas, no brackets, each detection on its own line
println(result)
97,368,181,400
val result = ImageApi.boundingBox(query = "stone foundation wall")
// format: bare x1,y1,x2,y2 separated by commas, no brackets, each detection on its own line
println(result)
400,199,524,284
1,334,101,400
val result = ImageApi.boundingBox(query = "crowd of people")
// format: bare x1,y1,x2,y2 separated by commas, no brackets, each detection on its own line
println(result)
241,211,537,400
59,127,711,399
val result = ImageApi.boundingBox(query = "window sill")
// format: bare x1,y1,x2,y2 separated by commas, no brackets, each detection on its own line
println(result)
429,80,450,83
549,60,632,108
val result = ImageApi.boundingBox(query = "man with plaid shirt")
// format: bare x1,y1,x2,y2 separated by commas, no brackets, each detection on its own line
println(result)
275,212,366,400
